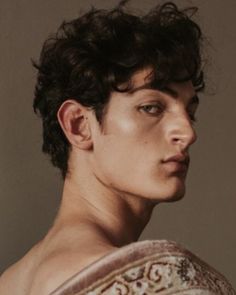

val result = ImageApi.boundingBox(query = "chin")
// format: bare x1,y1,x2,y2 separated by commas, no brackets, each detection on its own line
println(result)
164,182,186,202
154,180,186,203
143,184,185,204
166,173,187,200
165,190,185,203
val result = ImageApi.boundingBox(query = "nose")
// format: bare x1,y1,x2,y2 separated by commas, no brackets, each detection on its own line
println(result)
169,115,197,151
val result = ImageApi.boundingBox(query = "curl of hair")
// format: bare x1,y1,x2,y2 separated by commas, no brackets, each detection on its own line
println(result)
33,1,205,178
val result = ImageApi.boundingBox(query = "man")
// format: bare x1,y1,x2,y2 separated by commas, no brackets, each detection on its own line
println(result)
0,1,233,294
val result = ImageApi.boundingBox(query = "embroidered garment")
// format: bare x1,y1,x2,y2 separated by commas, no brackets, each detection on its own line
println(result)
50,240,235,295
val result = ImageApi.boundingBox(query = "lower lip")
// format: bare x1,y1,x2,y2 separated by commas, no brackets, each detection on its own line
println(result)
163,161,188,174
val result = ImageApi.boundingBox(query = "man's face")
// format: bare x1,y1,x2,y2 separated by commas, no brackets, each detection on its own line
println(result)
89,69,199,203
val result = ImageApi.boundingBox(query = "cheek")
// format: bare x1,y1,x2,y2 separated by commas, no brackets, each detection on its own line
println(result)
93,133,138,178
92,117,165,187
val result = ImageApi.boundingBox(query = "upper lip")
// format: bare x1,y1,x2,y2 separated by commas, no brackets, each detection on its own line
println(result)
163,154,190,166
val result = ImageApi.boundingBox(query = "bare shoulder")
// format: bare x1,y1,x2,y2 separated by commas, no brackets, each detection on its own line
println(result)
0,225,117,295
29,248,114,295
0,243,41,295
0,263,27,295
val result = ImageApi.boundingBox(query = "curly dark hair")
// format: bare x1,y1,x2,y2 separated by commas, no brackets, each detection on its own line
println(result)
33,0,205,179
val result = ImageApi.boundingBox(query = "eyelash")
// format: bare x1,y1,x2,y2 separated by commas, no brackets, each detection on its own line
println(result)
187,107,198,123
139,104,197,123
139,104,164,115
189,113,198,123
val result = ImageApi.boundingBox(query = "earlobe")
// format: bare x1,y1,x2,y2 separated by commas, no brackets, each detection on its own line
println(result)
57,100,93,150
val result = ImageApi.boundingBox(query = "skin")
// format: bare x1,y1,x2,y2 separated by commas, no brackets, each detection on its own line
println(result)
0,68,199,295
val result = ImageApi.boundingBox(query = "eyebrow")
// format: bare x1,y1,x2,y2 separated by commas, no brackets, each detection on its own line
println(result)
128,83,158,94
128,83,200,105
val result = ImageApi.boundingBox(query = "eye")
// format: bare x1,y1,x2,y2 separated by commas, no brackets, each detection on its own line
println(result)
138,103,164,115
187,105,197,123
185,94,199,124
188,113,198,124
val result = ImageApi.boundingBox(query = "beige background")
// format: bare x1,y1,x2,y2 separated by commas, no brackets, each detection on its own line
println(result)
0,0,235,288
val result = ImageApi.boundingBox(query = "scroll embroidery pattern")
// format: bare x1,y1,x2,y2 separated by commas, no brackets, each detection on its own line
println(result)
80,255,235,295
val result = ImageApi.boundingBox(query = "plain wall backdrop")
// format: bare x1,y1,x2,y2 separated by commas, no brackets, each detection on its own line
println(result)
0,0,235,288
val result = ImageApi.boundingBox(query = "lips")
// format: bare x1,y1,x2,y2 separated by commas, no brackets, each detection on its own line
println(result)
163,154,190,166
162,153,190,174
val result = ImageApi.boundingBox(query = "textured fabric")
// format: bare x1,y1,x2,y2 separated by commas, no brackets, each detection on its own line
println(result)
50,240,235,295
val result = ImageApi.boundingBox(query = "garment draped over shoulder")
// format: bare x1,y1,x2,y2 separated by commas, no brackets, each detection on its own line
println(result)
50,240,235,295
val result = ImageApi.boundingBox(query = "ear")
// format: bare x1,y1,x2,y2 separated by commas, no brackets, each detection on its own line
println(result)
57,100,93,150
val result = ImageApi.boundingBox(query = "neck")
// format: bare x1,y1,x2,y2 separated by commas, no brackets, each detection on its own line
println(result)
54,165,156,248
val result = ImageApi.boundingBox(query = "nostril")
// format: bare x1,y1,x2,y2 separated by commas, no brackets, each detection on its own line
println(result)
170,117,198,148
171,131,197,148
173,137,181,143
